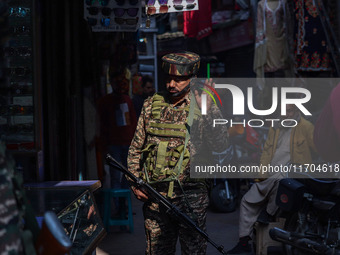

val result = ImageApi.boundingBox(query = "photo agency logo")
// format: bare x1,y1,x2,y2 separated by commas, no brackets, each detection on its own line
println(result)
197,81,223,111
193,78,312,128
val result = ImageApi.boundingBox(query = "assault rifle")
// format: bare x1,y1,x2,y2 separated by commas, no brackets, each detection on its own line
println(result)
106,153,227,255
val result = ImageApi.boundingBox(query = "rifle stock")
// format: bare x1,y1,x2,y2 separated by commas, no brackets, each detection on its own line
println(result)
106,153,227,255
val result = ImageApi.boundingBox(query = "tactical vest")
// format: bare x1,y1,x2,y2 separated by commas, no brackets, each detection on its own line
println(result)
141,93,201,197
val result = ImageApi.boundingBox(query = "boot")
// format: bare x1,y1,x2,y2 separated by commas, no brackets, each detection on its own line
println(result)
227,236,253,255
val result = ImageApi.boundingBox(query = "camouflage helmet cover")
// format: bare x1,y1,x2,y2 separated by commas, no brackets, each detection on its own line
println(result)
162,51,200,77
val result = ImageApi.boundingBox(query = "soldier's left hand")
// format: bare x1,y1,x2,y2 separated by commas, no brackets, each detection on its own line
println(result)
194,78,214,111
131,186,149,202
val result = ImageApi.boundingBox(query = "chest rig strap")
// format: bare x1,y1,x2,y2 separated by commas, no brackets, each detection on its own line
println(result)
167,93,196,197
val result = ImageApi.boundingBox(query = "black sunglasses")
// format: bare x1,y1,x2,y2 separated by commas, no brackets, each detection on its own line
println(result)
173,0,195,9
87,7,139,17
7,123,34,133
9,7,30,17
113,8,139,17
12,25,31,35
86,0,110,6
4,67,31,77
115,0,139,6
4,47,32,57
87,7,113,16
114,17,139,25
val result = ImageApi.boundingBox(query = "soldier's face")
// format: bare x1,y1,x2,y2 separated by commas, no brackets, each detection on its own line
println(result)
165,75,191,95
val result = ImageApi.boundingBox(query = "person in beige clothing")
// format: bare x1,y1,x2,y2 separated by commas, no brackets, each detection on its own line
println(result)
227,104,316,255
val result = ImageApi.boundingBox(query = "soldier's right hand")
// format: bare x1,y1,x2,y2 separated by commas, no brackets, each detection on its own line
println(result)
131,186,149,202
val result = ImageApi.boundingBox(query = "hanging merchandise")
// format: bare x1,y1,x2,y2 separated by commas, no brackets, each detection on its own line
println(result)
253,0,293,87
293,0,331,73
183,0,211,40
146,0,199,16
84,0,141,32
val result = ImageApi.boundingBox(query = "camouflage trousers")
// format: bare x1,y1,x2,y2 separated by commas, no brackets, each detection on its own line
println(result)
142,186,209,255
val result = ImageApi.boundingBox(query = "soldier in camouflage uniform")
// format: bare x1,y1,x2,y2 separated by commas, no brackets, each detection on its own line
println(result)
0,144,24,254
0,142,39,255
127,51,229,254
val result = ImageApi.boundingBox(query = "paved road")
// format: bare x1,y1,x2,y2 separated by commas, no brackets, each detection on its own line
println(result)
97,195,240,255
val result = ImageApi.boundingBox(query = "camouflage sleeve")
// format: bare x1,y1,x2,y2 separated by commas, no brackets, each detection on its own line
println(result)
127,97,153,178
0,144,23,254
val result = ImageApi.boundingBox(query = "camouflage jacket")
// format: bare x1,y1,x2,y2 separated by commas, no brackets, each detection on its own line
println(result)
127,91,229,197
0,143,24,254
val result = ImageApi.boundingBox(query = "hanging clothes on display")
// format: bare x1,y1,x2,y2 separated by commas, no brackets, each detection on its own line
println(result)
293,0,331,73
254,0,293,89
183,0,212,40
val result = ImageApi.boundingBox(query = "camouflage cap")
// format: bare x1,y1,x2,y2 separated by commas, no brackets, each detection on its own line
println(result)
162,51,200,77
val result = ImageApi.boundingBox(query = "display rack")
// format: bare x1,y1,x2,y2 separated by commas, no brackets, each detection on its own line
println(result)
84,0,142,32
25,180,105,255
0,0,43,182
